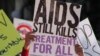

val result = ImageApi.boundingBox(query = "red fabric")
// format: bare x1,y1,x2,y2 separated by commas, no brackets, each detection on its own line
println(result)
21,48,29,56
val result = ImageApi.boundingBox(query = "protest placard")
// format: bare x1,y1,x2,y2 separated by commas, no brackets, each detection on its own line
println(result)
77,18,100,56
30,0,82,56
14,18,33,38
0,10,24,56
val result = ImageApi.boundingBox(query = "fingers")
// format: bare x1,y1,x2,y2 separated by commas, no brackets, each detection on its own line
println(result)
75,44,82,50
29,35,36,41
24,31,36,49
26,31,33,36
75,44,83,55
25,31,36,41
26,30,36,36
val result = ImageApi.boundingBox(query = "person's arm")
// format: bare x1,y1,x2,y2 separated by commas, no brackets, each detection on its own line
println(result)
21,48,29,56
75,44,84,56
21,32,35,56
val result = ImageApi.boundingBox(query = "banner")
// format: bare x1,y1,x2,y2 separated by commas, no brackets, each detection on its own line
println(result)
31,0,82,56
77,18,100,56
0,10,24,56
14,18,33,38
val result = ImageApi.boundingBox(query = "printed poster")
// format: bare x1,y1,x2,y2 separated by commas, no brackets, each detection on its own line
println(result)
30,0,82,56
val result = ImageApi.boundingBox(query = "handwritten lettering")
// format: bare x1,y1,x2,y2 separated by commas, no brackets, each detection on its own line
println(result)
0,38,22,55
0,13,7,27
78,24,100,56
0,34,7,40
